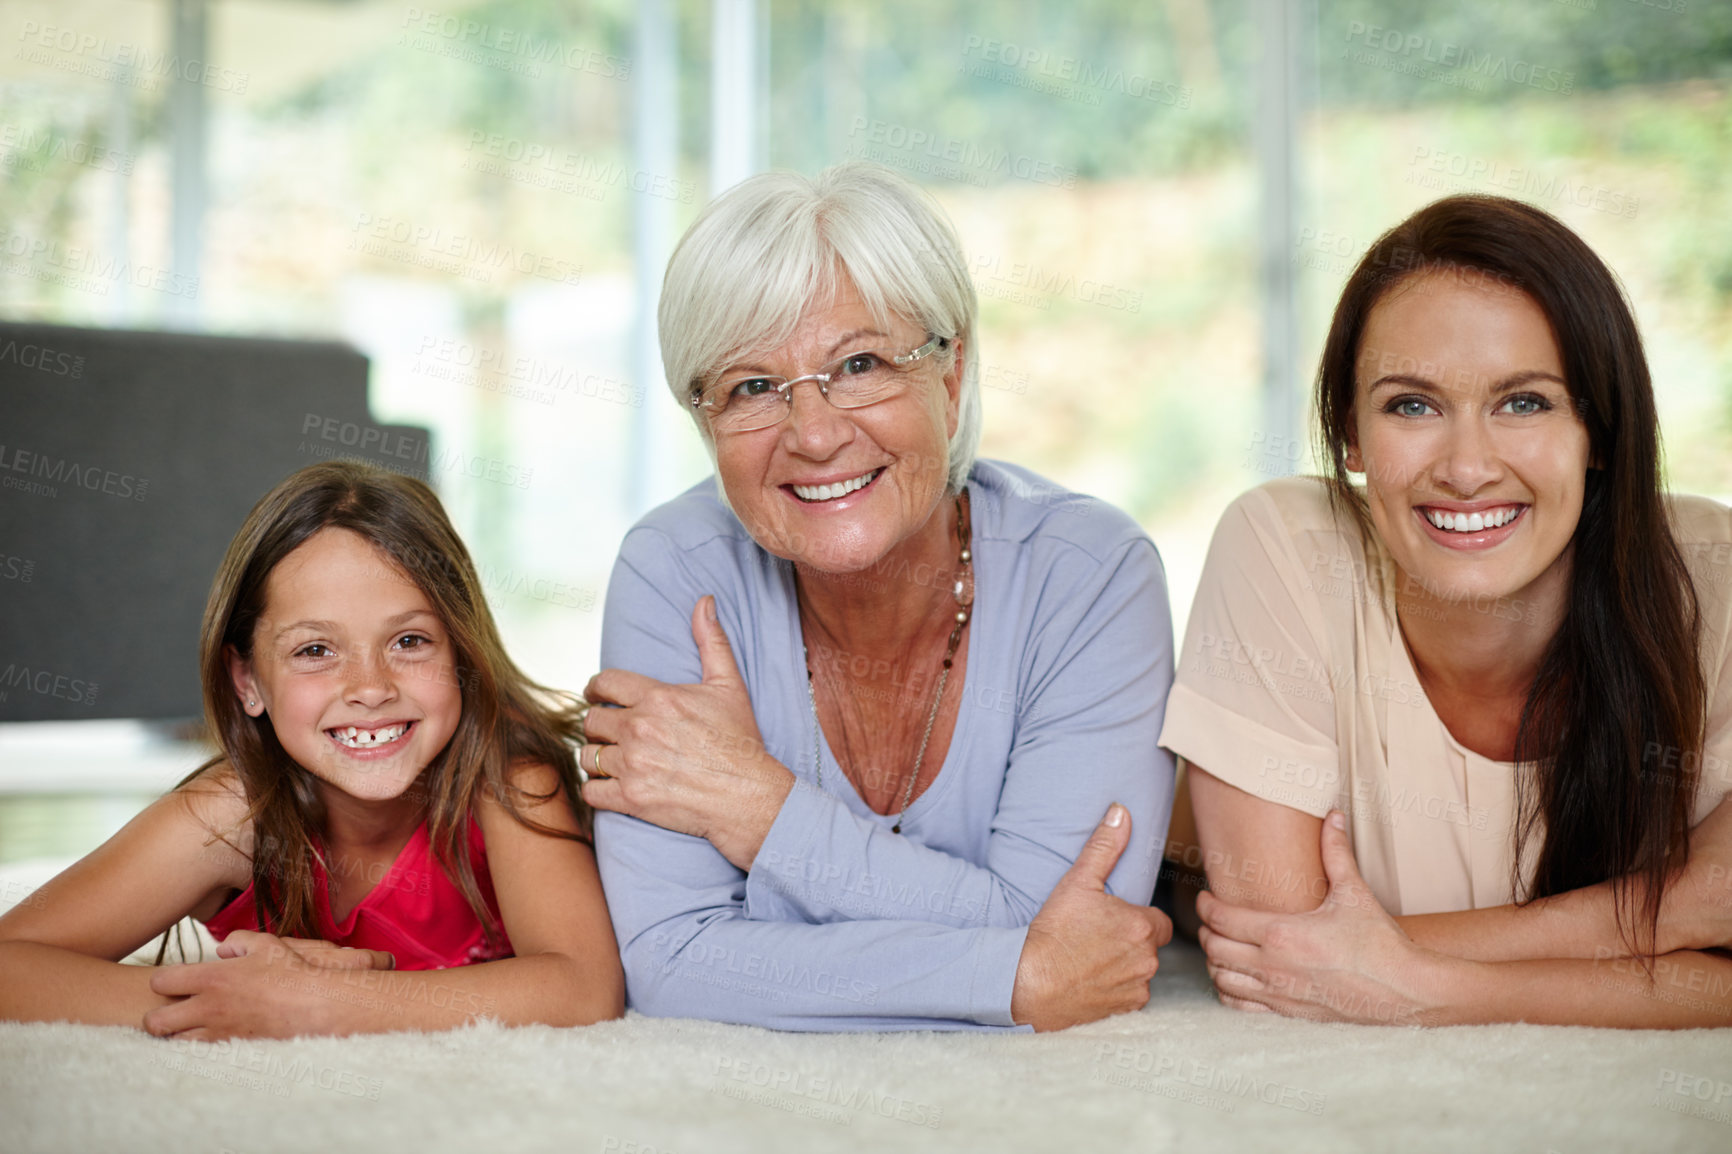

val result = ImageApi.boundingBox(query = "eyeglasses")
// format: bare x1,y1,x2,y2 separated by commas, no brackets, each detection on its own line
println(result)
691,334,950,434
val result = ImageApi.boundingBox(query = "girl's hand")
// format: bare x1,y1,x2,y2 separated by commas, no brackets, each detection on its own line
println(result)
143,931,391,1040
1196,811,1448,1025
1011,805,1174,1031
214,929,396,972
580,596,795,871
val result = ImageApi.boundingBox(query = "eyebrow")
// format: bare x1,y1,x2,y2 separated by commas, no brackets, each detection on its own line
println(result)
272,609,437,640
1369,369,1567,393
722,328,891,377
823,328,888,359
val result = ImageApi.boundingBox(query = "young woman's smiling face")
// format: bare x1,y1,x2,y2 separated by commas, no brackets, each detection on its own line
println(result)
227,527,461,805
1348,269,1592,611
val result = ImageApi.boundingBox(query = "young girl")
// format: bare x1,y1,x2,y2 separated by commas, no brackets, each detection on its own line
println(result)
0,461,623,1037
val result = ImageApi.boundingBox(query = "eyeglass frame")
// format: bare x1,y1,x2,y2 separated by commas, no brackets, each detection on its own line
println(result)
689,333,951,432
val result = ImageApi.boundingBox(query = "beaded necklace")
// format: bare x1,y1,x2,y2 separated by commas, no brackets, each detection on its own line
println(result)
802,492,973,833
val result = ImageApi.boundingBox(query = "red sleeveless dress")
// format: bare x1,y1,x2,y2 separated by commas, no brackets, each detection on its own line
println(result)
203,817,512,971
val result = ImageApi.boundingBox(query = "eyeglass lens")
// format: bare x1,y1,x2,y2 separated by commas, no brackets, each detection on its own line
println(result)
709,350,910,430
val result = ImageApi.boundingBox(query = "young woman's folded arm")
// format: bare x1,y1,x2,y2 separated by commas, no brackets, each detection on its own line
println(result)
1192,767,1732,1026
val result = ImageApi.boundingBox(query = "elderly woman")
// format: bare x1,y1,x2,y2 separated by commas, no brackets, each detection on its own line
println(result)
1171,195,1732,1026
576,162,1175,1031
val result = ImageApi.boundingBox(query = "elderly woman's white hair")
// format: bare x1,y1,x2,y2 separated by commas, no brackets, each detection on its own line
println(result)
658,162,981,493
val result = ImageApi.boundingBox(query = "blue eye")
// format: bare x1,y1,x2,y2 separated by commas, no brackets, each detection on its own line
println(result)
1387,397,1434,418
1502,394,1550,416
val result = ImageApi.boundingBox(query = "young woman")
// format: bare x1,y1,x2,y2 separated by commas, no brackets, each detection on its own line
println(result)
1165,195,1732,1027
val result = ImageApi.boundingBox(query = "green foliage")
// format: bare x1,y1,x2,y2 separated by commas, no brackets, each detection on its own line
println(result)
1321,0,1732,106
768,0,1250,182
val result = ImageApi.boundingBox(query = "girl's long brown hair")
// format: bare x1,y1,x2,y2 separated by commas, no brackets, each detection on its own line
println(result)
189,460,588,945
1316,195,1704,959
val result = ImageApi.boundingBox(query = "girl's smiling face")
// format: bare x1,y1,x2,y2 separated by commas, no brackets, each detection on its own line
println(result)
227,527,461,805
1348,270,1592,612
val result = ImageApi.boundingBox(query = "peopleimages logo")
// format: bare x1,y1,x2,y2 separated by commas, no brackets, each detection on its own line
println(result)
1342,20,1575,93
1405,147,1639,219
462,133,694,204
16,20,249,93
398,8,630,80
298,414,535,490
971,254,1142,313
959,35,1191,107
846,117,1078,189
0,664,99,706
710,1056,944,1129
348,213,582,287
0,443,149,501
0,124,134,175
0,229,199,299
0,337,84,379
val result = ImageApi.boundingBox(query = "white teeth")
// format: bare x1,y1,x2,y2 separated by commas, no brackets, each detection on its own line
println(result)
331,723,408,749
1424,507,1520,533
792,469,879,502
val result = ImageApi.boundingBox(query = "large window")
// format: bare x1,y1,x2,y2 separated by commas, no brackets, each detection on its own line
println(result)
3,0,1730,861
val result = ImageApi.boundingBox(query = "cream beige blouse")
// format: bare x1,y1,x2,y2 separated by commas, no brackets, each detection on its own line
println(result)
1159,477,1732,915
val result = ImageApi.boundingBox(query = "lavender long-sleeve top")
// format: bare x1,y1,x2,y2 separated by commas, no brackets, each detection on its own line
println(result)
594,459,1176,1031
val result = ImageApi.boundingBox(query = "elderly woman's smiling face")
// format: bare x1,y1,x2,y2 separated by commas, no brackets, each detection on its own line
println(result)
707,277,963,575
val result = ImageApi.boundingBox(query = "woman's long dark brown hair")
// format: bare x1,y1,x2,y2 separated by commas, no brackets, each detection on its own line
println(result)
185,460,588,946
1316,195,1704,959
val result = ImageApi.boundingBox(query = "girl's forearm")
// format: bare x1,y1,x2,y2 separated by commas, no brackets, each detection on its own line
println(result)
0,941,176,1027
1425,948,1732,1028
283,951,624,1034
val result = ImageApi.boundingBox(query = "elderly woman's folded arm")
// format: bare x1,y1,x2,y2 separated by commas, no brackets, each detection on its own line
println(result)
593,529,1174,1029
597,811,1031,1030
603,523,1171,924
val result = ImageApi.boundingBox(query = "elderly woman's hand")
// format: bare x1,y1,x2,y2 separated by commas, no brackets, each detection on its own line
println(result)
581,596,795,871
1010,804,1174,1031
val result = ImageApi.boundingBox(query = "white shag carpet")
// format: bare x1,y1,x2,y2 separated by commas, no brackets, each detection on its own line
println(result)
3,863,1730,1154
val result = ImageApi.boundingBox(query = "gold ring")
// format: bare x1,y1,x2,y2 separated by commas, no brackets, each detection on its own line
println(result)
592,743,610,779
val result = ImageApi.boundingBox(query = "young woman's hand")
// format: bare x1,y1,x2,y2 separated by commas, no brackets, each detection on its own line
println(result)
1662,795,1732,955
580,596,795,871
1196,811,1450,1025
143,930,393,1040
1010,804,1173,1031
